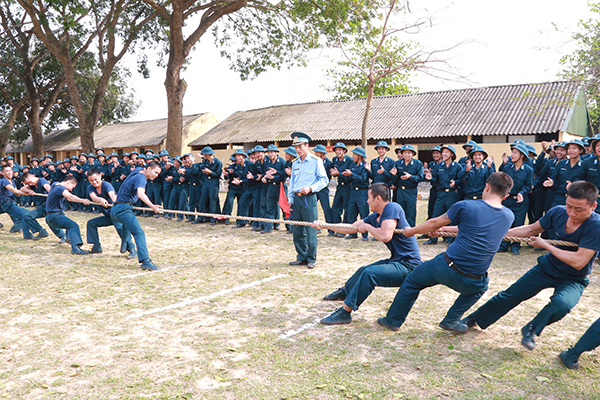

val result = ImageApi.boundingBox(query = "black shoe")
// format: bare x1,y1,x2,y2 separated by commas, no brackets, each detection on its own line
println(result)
459,315,477,329
307,262,316,269
521,324,536,350
251,226,262,232
286,230,293,234
127,248,138,260
371,237,378,241
320,308,352,325
71,246,90,255
417,234,429,239
185,219,194,223
120,241,128,254
191,219,202,224
327,232,336,237
210,222,216,226
423,239,437,245
497,247,508,253
362,237,369,242
289,260,308,266
323,287,346,301
225,220,231,225
90,244,103,254
377,317,399,331
559,349,581,370
345,235,357,240
232,225,246,229
335,233,345,238
260,229,272,234
33,230,49,240
511,247,520,255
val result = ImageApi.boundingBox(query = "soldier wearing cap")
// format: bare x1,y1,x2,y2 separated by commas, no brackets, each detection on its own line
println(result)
222,149,247,225
249,145,267,230
330,142,353,237
582,135,600,214
283,146,298,233
391,144,423,227
312,144,334,236
167,156,186,220
259,144,286,233
236,147,261,228
458,140,477,166
186,153,203,223
198,146,222,225
423,145,466,245
343,147,370,241
287,132,328,269
463,145,495,201
143,152,165,218
581,137,593,161
157,151,174,219
424,146,443,222
368,141,395,187
544,139,585,209
497,143,533,255
538,142,566,217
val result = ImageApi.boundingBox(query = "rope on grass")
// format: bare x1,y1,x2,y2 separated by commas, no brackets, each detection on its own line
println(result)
29,193,578,247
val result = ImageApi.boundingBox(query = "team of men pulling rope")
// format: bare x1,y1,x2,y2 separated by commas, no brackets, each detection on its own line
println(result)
2,132,600,370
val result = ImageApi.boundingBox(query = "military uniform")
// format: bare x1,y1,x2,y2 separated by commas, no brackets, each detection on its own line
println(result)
393,145,424,227
345,147,370,240
330,143,353,231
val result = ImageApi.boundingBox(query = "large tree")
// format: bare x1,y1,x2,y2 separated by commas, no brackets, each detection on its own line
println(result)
559,2,600,135
141,0,380,155
17,0,157,153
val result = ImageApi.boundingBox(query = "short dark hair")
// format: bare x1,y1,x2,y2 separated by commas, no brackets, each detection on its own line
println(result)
88,168,101,176
62,176,77,184
146,161,160,169
1,164,11,171
486,172,513,197
20,172,33,182
567,180,599,204
369,182,389,202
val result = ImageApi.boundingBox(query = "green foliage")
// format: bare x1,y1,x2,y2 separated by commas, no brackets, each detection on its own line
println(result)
323,35,418,100
211,0,381,80
559,1,600,134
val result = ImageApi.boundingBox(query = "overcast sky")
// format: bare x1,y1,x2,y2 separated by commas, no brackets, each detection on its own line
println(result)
127,0,594,123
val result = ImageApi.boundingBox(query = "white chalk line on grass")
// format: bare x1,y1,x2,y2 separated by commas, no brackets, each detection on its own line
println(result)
279,316,323,340
120,265,185,279
126,273,288,319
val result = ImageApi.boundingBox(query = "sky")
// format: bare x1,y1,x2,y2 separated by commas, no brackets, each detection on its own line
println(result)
126,0,595,124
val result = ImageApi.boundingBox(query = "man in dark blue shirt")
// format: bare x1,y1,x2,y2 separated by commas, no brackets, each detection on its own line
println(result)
45,176,92,254
86,169,135,257
0,165,30,234
377,172,515,333
111,162,163,271
461,180,600,351
343,147,370,241
314,183,422,325
261,144,286,233
20,172,64,241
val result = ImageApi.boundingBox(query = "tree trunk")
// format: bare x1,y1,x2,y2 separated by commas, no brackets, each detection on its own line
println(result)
0,108,19,157
361,78,376,149
164,3,187,156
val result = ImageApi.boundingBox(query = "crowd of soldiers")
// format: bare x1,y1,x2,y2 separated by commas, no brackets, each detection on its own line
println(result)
1,135,600,248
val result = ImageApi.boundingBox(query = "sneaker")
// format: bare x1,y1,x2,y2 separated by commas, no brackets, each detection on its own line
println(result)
140,259,160,271
377,317,399,331
127,248,138,260
323,287,346,301
521,324,536,350
90,244,103,254
35,230,49,240
71,246,90,255
439,320,468,334
459,315,477,329
320,308,352,325
559,349,580,370
423,239,437,245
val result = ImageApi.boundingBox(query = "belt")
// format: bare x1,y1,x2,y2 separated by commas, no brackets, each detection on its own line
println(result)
510,195,519,200
271,182,279,185
399,186,416,190
354,187,368,190
443,253,486,280
466,195,482,200
438,188,457,192
46,211,61,214
191,183,200,186
339,182,348,186
295,192,315,197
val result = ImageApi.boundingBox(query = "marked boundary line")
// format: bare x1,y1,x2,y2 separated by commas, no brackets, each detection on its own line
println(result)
120,265,185,279
279,316,323,340
126,274,288,319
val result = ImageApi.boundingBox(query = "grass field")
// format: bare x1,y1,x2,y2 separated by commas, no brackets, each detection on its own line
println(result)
0,199,599,399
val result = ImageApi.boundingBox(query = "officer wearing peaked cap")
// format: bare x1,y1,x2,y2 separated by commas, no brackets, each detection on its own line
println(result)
312,144,334,236
330,142,353,237
287,132,329,269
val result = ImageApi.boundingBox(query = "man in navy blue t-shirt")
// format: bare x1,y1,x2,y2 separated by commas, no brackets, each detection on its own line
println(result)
462,180,600,351
378,172,515,333
313,183,422,325
111,162,162,271
86,169,135,257
0,165,31,234
45,176,92,254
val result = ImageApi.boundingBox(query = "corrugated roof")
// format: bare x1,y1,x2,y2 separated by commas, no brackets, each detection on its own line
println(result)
189,81,580,146
7,114,207,152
